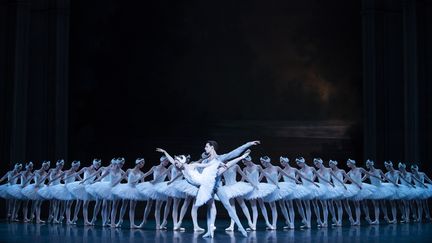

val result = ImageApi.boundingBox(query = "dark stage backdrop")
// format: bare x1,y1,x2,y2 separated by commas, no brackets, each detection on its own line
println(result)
68,0,363,169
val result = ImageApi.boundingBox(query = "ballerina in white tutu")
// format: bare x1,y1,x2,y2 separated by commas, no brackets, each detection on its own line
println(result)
410,164,432,222
0,163,22,221
50,160,81,224
111,158,147,228
364,159,398,224
221,157,256,232
242,155,276,230
21,161,50,223
313,158,345,227
296,157,333,228
328,159,362,227
135,156,171,230
7,162,34,222
279,156,317,229
262,156,309,229
345,159,376,226
89,158,125,227
166,154,206,231
397,162,420,223
68,158,101,225
37,159,65,223
384,161,404,223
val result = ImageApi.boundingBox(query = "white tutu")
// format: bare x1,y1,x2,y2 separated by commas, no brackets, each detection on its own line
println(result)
7,184,26,200
284,184,311,200
369,183,396,200
67,182,94,201
301,183,326,200
419,184,432,199
244,183,277,200
217,182,254,200
351,183,375,201
85,182,104,199
51,184,75,200
393,184,412,200
340,184,360,199
137,182,167,201
0,184,11,199
156,181,187,199
319,184,344,200
173,180,198,197
21,184,45,200
89,181,116,200
112,183,146,200
38,185,54,200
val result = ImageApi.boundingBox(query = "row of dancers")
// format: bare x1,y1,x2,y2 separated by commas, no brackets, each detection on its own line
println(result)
1,140,432,238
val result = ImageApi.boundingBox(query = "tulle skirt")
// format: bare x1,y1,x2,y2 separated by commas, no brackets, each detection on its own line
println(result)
393,184,412,200
67,182,95,201
51,184,75,201
173,180,198,197
137,182,167,201
217,182,254,200
340,184,361,200
351,183,375,201
156,181,188,199
244,183,277,200
419,184,432,199
112,183,146,200
301,183,326,200
0,184,11,199
38,185,54,200
7,184,26,200
369,183,396,200
318,184,344,200
284,183,311,200
85,182,104,200
22,184,45,200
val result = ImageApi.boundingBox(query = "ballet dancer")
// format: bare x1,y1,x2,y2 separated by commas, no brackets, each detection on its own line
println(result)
21,161,50,223
384,161,404,223
313,158,344,227
328,159,362,226
111,158,147,228
0,163,22,221
7,162,34,222
410,164,432,222
68,158,101,225
50,160,82,224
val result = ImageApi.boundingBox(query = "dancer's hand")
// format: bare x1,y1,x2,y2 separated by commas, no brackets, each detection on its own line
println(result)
249,141,261,146
241,149,251,159
156,148,166,153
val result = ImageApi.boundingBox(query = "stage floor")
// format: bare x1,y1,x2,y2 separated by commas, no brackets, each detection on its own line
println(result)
1,219,431,242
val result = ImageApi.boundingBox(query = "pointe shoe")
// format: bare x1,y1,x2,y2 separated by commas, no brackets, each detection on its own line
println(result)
371,220,379,225
384,217,391,223
66,220,73,225
84,221,93,226
336,221,342,227
365,217,372,224
239,228,248,237
115,220,123,228
388,219,396,224
202,231,212,238
321,222,328,228
23,218,30,223
194,227,205,232
225,226,234,231
36,219,45,224
131,224,141,229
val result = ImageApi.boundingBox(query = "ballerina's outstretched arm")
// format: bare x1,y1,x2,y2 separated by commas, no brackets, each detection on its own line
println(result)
21,172,35,187
0,172,10,183
341,170,362,189
277,166,302,184
411,174,427,188
217,149,251,175
112,169,130,187
294,169,320,187
235,165,259,189
35,169,54,186
213,141,260,163
378,170,399,187
10,171,24,181
257,165,280,189
311,167,334,187
50,171,66,183
166,173,182,185
422,172,432,184
329,169,347,190
399,173,416,188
